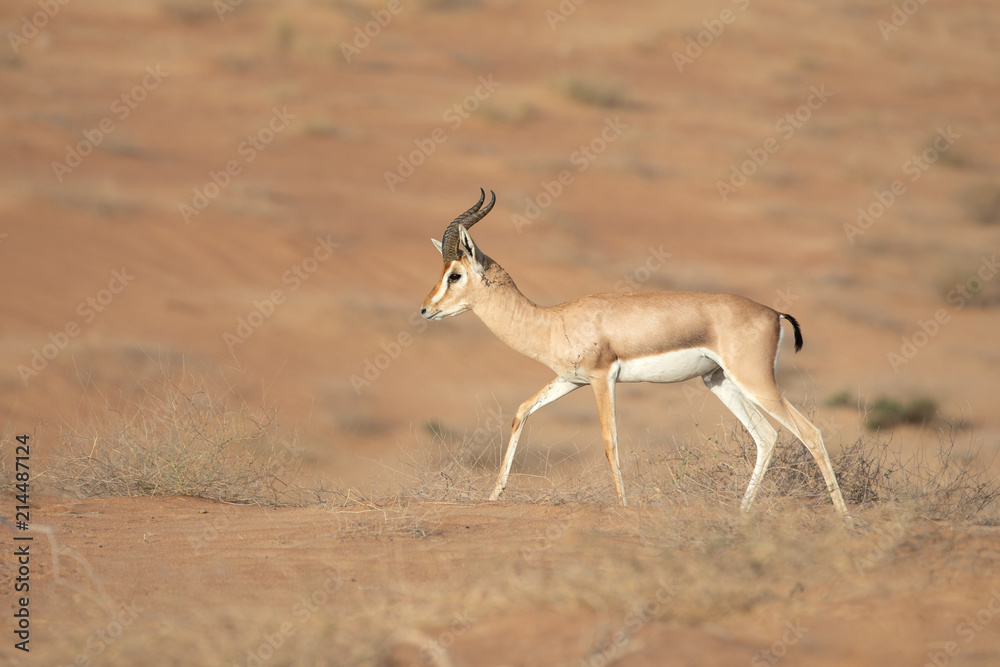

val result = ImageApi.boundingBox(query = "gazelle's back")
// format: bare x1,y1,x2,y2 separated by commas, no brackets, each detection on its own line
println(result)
549,291,777,361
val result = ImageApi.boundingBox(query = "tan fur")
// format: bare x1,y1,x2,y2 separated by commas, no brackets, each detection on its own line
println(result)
422,225,850,520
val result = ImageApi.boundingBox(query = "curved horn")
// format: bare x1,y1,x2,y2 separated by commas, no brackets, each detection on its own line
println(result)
455,187,487,223
441,189,496,262
460,188,496,231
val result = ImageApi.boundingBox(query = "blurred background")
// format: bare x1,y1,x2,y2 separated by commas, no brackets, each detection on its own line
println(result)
1,0,998,488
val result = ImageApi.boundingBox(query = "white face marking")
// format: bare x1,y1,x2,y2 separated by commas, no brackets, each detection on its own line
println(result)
426,262,459,307
429,272,450,304
423,261,472,319
616,348,720,384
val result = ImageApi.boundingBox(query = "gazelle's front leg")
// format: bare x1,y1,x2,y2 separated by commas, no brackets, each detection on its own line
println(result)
591,369,627,506
490,377,582,501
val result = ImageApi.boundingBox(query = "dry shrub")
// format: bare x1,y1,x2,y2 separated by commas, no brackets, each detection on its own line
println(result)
393,410,1000,525
764,425,999,523
634,420,1000,524
44,380,325,506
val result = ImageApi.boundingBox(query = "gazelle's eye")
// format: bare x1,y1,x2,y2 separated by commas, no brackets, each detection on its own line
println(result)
448,273,462,283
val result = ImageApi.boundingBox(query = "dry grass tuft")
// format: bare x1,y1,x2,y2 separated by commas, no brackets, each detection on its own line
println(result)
42,380,328,506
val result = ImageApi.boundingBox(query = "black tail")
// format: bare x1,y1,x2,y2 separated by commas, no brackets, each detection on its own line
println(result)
780,313,803,352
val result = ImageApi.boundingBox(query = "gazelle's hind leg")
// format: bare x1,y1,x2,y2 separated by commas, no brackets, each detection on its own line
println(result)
702,368,779,511
739,379,851,521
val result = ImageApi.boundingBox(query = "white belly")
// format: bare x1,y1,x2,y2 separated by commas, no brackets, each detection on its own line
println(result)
616,348,719,384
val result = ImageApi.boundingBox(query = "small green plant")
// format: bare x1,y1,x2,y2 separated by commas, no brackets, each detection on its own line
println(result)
478,100,539,125
160,1,218,23
865,396,938,431
423,419,449,439
274,18,295,55
556,75,631,108
959,182,1000,225
825,390,852,408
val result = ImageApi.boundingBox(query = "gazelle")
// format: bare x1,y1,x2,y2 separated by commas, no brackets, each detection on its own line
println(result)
421,190,850,520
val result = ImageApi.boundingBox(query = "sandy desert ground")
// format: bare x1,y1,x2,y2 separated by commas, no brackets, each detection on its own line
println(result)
1,0,999,664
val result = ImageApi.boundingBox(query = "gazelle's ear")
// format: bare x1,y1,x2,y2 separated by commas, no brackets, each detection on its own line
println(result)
458,226,481,265
431,238,443,255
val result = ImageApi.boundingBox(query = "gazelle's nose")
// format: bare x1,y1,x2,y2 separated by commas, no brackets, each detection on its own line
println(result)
420,307,427,316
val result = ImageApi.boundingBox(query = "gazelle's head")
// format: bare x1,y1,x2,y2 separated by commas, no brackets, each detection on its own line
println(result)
421,189,496,320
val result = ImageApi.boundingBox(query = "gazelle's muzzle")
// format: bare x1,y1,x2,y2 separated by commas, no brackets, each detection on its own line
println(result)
421,264,460,320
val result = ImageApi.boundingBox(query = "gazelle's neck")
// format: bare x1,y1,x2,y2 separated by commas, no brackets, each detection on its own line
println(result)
471,259,554,363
